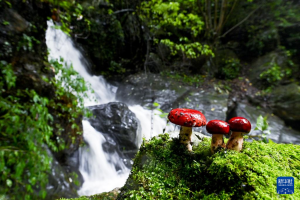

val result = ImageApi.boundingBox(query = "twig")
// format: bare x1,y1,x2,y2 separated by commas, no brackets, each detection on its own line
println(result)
113,9,135,15
221,6,261,38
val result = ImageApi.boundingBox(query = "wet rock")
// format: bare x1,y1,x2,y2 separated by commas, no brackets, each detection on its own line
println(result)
177,90,229,136
4,9,28,32
233,103,300,144
269,83,300,131
87,102,139,158
117,73,229,136
248,51,289,89
116,73,192,108
46,149,82,200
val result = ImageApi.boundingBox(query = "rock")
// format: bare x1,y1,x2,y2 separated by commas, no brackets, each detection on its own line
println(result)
87,102,139,158
4,9,28,32
177,90,229,136
116,73,192,108
147,53,163,73
116,73,229,136
233,103,300,144
119,134,300,199
269,83,300,130
46,149,82,200
248,51,289,89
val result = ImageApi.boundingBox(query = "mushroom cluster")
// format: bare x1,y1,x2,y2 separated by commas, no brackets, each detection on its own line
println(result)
168,108,251,153
206,116,251,153
168,108,206,151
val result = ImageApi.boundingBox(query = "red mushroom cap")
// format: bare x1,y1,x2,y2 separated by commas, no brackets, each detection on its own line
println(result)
206,120,230,135
168,108,206,127
228,117,251,133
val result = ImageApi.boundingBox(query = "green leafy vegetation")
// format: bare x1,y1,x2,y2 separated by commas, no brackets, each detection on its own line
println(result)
0,0,94,198
161,71,205,87
0,57,90,199
58,189,119,200
219,58,241,80
43,0,87,35
119,134,300,199
138,0,214,60
258,49,296,92
1,62,54,199
246,115,271,143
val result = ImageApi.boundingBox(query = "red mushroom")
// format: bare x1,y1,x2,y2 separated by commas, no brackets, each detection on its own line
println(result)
168,108,206,151
226,117,251,152
206,120,230,154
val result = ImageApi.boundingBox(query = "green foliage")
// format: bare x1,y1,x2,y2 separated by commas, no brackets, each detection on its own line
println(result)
120,134,300,199
244,0,300,55
49,57,89,110
0,57,90,198
161,71,205,87
260,63,285,84
246,115,271,143
138,0,214,59
219,58,241,80
58,188,119,200
72,1,130,77
109,61,126,74
259,50,294,89
16,34,40,52
0,62,54,199
42,0,87,35
152,102,168,118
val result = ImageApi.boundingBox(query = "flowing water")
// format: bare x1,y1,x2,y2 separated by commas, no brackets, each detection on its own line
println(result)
46,22,172,196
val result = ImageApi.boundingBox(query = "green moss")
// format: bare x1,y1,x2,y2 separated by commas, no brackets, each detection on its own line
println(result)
58,189,119,200
118,134,300,199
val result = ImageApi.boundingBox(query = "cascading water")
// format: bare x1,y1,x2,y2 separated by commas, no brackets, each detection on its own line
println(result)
46,22,171,196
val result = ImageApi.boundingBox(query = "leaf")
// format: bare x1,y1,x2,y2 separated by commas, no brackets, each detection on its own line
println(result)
262,116,269,131
268,139,275,144
254,115,264,131
6,179,12,187
159,113,168,118
153,102,160,107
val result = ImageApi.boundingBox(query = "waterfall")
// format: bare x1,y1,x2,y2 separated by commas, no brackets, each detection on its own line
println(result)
46,22,171,196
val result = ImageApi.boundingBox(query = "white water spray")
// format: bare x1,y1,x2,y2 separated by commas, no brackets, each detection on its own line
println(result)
46,22,171,196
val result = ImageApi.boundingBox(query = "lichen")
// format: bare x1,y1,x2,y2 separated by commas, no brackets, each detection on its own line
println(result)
118,134,300,199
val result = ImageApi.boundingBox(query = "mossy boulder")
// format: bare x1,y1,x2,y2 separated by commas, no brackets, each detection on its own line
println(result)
118,134,300,199
269,83,300,131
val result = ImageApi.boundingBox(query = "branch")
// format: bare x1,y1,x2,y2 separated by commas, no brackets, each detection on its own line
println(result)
216,0,227,34
214,0,218,30
223,0,238,25
113,9,135,15
200,0,209,31
220,6,261,38
144,37,151,74
207,0,212,30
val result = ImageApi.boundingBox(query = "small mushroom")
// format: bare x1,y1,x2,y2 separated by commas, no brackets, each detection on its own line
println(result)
226,117,251,152
168,108,206,151
206,120,230,154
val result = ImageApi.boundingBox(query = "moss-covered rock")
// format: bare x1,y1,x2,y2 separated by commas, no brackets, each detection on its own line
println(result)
118,134,300,199
58,187,120,200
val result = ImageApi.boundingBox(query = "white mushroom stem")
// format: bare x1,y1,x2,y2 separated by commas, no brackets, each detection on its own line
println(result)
226,132,244,152
179,126,193,151
211,134,225,154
